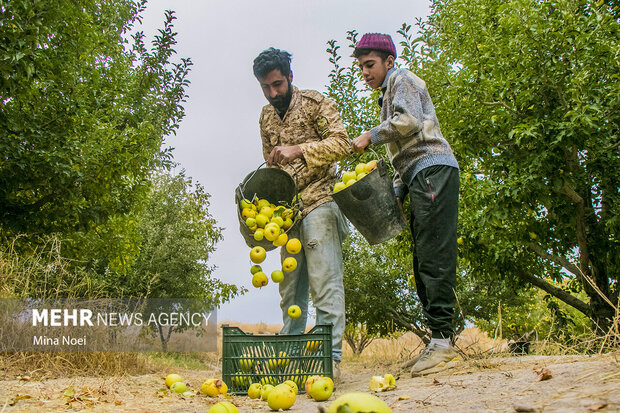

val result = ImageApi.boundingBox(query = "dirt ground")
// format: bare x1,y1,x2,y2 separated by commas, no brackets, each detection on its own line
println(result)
1,353,619,413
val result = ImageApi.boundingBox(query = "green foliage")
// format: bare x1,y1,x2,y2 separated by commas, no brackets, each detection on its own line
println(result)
0,1,192,244
408,0,619,331
342,230,421,337
125,170,241,304
329,0,619,337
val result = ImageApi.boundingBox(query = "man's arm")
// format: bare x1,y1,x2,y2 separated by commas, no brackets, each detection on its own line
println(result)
297,97,350,168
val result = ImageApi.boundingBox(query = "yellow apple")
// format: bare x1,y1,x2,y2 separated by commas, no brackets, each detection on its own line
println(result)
304,375,322,395
260,383,274,401
345,178,356,187
255,213,269,228
247,383,262,399
165,373,182,388
286,238,302,254
241,208,256,220
287,304,301,319
271,270,284,283
170,381,186,393
264,225,280,241
252,271,268,288
260,206,274,219
282,217,293,230
256,199,271,210
323,392,391,413
239,355,254,372
208,401,239,413
342,170,357,185
245,217,256,228
355,162,367,175
305,340,320,353
277,351,290,368
283,380,298,394
271,216,284,227
365,160,378,173
333,182,346,193
282,257,297,272
240,199,254,210
356,172,367,180
201,378,228,397
273,232,288,247
250,264,262,275
267,383,296,411
254,229,264,241
250,246,266,264
310,376,333,401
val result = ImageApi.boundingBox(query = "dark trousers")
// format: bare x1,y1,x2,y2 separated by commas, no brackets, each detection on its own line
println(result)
408,165,459,339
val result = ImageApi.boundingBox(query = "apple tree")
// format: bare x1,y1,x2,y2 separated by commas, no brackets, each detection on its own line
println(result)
406,0,619,334
328,0,619,340
0,0,191,255
117,170,242,350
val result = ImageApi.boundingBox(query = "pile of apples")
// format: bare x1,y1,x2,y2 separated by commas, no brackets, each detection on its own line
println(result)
333,160,378,193
246,374,334,410
241,196,303,320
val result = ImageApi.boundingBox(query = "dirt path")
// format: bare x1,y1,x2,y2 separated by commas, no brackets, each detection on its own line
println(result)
1,354,618,412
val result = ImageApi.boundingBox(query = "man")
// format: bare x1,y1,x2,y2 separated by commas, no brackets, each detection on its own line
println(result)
351,33,460,376
253,47,350,378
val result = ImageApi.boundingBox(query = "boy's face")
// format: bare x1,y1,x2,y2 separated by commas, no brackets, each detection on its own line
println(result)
357,51,395,90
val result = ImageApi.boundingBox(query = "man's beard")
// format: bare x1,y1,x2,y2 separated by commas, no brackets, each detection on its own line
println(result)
268,80,293,115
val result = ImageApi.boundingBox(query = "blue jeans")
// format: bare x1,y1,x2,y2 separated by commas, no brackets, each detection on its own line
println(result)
279,201,348,361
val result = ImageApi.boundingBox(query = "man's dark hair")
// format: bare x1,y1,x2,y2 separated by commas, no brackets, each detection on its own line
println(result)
353,48,393,61
253,47,292,79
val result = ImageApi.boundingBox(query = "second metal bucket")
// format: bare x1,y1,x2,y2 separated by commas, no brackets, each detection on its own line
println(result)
332,160,407,245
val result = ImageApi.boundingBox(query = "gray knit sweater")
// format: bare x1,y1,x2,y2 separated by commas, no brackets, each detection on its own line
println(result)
370,68,458,198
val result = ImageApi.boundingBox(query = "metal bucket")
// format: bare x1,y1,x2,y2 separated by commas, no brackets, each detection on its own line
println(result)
332,160,407,245
234,164,299,251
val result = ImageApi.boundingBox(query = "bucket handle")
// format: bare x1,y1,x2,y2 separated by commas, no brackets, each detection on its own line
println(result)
237,161,300,204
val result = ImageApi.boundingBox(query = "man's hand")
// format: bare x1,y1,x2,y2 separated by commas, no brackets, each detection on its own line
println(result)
352,131,371,154
267,145,303,166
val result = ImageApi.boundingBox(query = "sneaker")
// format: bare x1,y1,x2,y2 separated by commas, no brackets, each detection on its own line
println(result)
410,344,457,376
400,351,423,370
333,360,341,381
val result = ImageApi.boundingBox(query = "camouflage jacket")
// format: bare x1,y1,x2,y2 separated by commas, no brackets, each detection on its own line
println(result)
259,86,350,216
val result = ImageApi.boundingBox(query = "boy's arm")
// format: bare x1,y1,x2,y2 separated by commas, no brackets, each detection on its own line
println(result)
369,74,424,145
297,97,351,168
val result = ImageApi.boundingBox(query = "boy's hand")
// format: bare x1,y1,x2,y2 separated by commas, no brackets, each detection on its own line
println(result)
267,145,302,166
352,131,371,153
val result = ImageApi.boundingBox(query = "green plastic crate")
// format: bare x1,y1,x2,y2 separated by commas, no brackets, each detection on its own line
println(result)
221,324,332,394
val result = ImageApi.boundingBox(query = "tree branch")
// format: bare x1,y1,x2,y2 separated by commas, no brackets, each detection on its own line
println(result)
482,101,526,118
561,180,590,275
528,242,581,277
514,268,590,316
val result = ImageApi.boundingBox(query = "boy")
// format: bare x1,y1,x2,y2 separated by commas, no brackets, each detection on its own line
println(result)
351,33,460,376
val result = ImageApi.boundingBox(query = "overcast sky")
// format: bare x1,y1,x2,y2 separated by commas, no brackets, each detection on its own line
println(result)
138,0,431,324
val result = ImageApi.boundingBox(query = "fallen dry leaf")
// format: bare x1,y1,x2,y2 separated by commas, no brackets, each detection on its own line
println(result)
398,395,411,400
533,367,552,381
9,394,32,407
432,378,442,385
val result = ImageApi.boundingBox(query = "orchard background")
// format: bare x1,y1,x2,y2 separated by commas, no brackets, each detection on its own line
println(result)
0,0,618,411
